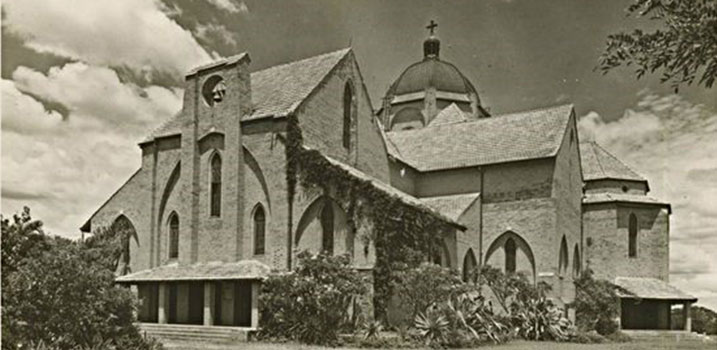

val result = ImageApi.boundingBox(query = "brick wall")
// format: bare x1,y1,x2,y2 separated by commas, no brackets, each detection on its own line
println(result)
584,203,670,282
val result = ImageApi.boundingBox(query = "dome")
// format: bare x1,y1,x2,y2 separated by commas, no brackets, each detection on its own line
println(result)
389,58,476,95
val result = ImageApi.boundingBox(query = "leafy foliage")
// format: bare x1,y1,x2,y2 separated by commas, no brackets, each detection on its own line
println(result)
392,262,471,322
478,266,573,342
671,305,717,334
571,269,622,335
1,208,160,350
258,251,368,345
284,114,454,322
599,0,717,90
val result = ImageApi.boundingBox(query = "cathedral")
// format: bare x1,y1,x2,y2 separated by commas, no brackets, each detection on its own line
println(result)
81,27,696,332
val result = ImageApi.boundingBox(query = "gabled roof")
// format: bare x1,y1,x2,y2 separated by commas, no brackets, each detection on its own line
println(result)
420,192,481,222
145,48,351,141
429,103,469,126
386,104,573,172
615,277,696,301
115,260,271,283
580,142,646,182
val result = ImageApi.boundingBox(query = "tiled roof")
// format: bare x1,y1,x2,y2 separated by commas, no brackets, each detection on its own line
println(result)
580,142,645,182
429,103,469,126
145,48,351,141
115,260,271,282
386,104,573,171
615,277,696,301
322,154,465,229
420,193,481,222
583,192,670,210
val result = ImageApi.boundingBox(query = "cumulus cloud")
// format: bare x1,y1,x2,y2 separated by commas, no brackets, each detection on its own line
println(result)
194,22,238,47
2,0,213,79
1,70,182,238
578,91,717,310
206,0,249,14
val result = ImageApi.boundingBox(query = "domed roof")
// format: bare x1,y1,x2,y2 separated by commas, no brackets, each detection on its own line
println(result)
390,58,476,95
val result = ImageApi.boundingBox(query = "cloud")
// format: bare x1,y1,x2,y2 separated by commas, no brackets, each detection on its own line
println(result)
2,0,213,79
206,0,249,14
578,91,717,310
194,22,238,47
12,63,181,135
1,69,182,238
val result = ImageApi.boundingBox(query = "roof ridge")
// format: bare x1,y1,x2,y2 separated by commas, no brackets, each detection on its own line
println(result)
387,103,573,135
493,103,574,118
251,47,350,75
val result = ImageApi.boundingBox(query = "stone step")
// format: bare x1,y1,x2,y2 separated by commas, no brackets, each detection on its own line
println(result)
621,330,715,344
137,323,254,343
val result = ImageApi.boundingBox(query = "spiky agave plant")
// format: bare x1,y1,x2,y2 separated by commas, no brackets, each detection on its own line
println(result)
363,320,383,339
415,308,449,346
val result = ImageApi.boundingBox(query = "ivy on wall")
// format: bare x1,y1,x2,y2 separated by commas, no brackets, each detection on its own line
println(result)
285,114,455,321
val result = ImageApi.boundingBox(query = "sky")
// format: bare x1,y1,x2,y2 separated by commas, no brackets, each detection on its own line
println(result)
1,0,716,310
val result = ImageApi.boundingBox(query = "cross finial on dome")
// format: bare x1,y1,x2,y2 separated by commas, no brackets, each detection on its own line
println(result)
426,20,438,35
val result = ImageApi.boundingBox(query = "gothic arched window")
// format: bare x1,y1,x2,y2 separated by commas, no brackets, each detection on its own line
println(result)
572,244,581,278
342,82,354,149
629,213,638,258
559,236,569,277
321,201,334,255
210,153,222,217
505,238,516,274
253,205,266,255
169,213,179,259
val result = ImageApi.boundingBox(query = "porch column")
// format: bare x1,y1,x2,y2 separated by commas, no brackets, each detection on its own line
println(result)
683,301,692,332
158,283,168,324
129,285,139,320
204,282,215,326
251,281,260,328
615,298,622,330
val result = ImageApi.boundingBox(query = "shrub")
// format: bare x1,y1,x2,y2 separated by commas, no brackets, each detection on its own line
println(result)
1,208,159,350
477,266,572,342
392,263,471,322
258,251,367,345
571,269,622,335
414,308,450,347
671,305,717,335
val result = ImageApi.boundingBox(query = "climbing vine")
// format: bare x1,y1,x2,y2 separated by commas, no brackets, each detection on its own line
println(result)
285,114,455,321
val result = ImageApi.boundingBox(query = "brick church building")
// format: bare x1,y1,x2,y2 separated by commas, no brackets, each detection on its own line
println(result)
81,27,695,332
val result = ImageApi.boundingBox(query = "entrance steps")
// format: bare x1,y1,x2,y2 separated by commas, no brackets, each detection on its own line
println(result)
621,330,715,344
137,322,255,346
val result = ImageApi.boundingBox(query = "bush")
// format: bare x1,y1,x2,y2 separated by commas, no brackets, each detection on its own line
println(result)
1,208,159,350
571,269,621,335
258,251,367,345
478,266,572,342
392,263,470,323
671,305,717,335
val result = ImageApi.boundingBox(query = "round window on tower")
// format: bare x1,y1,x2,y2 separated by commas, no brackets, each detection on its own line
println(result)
202,75,226,107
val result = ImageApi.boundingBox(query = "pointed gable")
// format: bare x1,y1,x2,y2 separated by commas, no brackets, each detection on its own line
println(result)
386,104,573,171
144,48,351,142
429,103,469,126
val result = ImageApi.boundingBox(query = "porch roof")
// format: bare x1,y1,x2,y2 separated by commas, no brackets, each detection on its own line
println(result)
115,260,271,283
615,277,697,302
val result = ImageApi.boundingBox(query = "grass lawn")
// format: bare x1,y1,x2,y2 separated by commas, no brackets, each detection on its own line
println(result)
165,338,716,350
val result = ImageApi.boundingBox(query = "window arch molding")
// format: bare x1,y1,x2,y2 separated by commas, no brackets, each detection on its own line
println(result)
252,204,266,255
209,151,222,217
167,211,179,259
485,231,536,282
